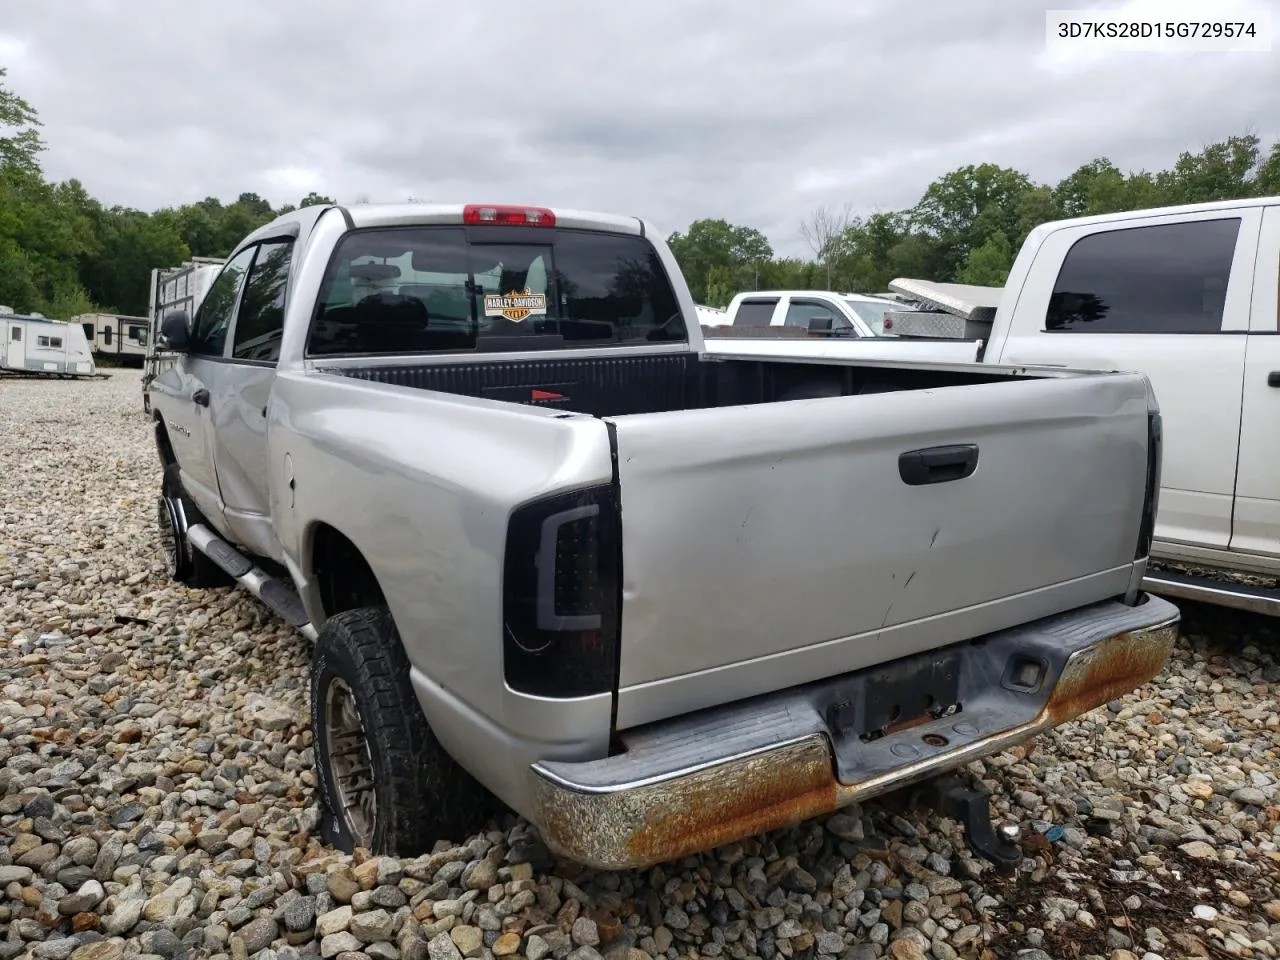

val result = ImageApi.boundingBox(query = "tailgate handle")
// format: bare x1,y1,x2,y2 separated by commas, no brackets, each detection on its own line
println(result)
899,444,978,486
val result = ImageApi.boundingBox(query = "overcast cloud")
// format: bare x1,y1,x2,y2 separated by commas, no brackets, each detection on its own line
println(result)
2,0,1277,255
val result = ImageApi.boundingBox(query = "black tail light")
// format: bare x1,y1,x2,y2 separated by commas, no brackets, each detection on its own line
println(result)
502,484,621,697
1135,411,1162,560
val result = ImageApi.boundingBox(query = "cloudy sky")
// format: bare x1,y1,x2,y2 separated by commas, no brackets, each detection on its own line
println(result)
2,0,1277,255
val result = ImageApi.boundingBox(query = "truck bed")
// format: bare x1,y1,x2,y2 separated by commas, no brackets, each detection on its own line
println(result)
329,349,1034,416
324,351,1156,730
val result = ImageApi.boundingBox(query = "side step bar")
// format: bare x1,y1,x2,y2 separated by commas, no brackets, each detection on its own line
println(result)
1143,569,1280,617
187,523,318,641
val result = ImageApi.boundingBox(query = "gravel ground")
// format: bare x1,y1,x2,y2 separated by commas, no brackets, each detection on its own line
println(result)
1,370,1278,960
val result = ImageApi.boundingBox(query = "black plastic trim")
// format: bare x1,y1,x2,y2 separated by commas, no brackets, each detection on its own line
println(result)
1136,412,1162,559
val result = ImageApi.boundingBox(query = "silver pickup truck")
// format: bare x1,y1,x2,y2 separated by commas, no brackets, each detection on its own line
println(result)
149,201,1179,871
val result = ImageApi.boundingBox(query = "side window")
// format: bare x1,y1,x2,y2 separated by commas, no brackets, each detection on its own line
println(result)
50,336,62,348
102,327,112,346
732,299,777,326
1046,218,1241,333
783,300,846,329
192,246,256,356
232,240,294,362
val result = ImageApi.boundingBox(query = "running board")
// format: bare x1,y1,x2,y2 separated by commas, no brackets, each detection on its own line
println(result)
187,524,318,640
1142,570,1280,617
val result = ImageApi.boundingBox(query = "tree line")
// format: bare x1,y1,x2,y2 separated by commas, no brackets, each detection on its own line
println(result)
3,67,1280,318
0,68,335,318
672,134,1280,305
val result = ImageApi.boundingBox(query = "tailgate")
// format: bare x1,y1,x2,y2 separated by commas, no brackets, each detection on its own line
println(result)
607,372,1152,717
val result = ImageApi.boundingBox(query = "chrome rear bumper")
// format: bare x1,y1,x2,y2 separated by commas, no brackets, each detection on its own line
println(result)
528,595,1180,870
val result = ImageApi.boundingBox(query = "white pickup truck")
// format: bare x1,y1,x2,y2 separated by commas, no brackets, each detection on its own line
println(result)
734,196,1280,615
701,289,985,363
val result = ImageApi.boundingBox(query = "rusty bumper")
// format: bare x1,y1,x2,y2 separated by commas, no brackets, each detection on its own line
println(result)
528,595,1179,871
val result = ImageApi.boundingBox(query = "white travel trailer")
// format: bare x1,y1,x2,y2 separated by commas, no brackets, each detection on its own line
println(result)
0,310,97,377
76,312,151,364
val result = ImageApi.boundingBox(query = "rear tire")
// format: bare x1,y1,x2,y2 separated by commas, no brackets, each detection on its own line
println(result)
310,606,500,855
159,464,233,588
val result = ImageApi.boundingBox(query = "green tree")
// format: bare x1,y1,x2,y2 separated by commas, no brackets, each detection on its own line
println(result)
82,209,189,315
955,232,1013,286
760,257,819,289
909,164,1038,278
731,226,772,290
668,218,772,303
1255,141,1280,196
300,191,335,207
1053,158,1129,217
1156,135,1261,205
704,264,737,308
0,67,43,176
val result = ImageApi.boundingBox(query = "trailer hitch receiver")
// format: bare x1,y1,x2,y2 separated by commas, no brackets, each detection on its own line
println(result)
911,775,1023,873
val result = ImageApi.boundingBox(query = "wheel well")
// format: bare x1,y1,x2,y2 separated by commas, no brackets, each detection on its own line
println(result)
311,524,386,620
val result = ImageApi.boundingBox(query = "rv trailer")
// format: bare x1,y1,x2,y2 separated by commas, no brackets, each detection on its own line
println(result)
142,257,225,412
0,311,98,377
76,312,151,365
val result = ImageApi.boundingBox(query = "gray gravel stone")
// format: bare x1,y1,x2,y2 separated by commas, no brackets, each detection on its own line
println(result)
351,909,396,944
1,374,1278,960
239,917,279,954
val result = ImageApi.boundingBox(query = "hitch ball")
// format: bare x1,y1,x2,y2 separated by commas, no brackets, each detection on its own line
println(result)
997,821,1023,843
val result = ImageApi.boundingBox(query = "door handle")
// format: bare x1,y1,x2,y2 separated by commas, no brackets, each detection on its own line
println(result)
192,388,210,407
899,444,979,486
1267,372,1280,387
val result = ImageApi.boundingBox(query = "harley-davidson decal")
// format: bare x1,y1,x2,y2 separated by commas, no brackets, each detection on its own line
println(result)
483,288,547,323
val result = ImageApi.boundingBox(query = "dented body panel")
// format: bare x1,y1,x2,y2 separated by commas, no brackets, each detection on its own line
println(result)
606,371,1154,727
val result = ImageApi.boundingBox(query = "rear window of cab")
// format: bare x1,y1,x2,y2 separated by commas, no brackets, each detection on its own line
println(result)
306,226,687,356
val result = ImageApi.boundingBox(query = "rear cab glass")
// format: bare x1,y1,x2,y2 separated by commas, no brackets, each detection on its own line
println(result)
307,226,687,356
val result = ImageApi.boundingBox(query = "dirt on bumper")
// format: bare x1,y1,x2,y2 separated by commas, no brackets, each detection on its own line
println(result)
528,599,1180,871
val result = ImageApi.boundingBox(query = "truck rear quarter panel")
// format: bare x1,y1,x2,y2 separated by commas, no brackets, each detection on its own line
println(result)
267,370,617,814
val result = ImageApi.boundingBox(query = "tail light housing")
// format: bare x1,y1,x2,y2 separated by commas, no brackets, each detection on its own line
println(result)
503,484,621,697
1135,411,1162,559
464,204,556,227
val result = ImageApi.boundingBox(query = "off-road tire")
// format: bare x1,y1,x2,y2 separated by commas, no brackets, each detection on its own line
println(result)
310,606,500,855
160,463,234,588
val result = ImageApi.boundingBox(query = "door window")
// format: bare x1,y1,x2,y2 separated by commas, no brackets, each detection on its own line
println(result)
1046,218,1241,333
192,246,256,356
783,300,850,332
232,240,294,362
